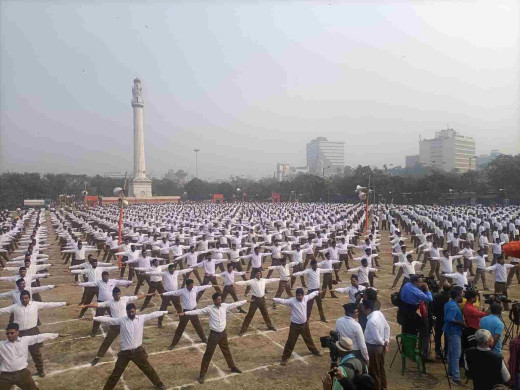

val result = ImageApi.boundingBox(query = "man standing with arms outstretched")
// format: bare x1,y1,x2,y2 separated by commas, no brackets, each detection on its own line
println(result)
293,259,331,323
94,304,167,390
236,270,279,336
273,288,322,366
181,292,245,383
164,279,211,349
0,323,58,390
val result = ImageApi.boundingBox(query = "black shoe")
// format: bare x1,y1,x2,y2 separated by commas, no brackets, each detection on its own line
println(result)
168,344,175,350
230,367,242,374
238,332,244,337
267,327,277,332
312,351,323,357
158,323,163,329
91,357,100,366
238,309,246,314
38,372,45,378
198,376,205,384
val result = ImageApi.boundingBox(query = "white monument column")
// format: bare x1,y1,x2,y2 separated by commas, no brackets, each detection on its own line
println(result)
129,77,152,197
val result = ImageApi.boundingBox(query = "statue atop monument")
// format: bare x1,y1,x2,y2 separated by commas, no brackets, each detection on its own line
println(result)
132,77,143,105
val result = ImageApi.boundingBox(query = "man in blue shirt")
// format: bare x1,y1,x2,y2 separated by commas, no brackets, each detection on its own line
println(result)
399,275,433,335
443,289,464,386
480,303,504,356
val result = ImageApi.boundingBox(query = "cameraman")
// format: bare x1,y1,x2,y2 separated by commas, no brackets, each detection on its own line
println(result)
328,337,370,390
399,275,432,333
433,282,451,359
335,303,369,364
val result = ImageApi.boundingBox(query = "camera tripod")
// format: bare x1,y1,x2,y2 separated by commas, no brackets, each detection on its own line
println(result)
503,304,520,346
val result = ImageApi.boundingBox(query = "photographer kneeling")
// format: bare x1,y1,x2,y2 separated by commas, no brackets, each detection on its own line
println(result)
329,337,373,390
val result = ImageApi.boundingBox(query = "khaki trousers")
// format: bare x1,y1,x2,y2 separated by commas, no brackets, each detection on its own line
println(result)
281,322,319,362
97,325,120,358
240,296,273,333
103,347,163,390
367,344,387,390
0,369,37,390
171,310,207,347
307,288,326,321
200,330,236,377
473,268,488,289
19,327,43,374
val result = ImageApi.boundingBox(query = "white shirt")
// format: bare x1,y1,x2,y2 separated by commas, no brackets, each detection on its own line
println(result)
235,278,280,298
185,301,246,332
0,301,66,330
394,261,420,278
349,266,377,285
267,262,298,281
215,270,245,286
93,311,167,351
164,285,213,310
335,285,366,303
443,272,468,288
0,285,55,305
335,316,369,362
293,268,332,290
80,279,132,302
273,292,319,324
152,268,192,292
364,310,390,346
98,296,138,318
486,263,515,283
0,334,58,372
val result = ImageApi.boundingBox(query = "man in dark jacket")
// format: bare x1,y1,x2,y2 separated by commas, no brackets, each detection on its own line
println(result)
432,282,451,359
464,329,510,390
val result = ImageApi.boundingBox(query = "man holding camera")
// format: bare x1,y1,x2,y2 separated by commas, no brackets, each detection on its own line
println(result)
443,289,465,387
328,337,371,390
399,274,433,360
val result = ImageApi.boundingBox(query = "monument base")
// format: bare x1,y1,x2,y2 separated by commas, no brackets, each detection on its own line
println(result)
129,177,153,198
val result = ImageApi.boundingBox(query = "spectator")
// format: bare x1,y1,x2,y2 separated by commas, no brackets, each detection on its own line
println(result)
358,288,380,332
464,329,510,390
443,288,464,386
331,337,371,390
433,282,451,359
462,290,488,349
508,334,520,390
335,303,369,363
479,303,504,356
362,299,390,390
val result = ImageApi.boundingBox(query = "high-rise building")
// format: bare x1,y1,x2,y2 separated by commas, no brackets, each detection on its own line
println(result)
419,128,476,172
476,150,501,169
306,137,345,176
276,163,309,181
405,155,420,169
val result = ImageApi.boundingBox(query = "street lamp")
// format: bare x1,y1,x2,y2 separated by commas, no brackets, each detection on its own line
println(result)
500,188,508,202
193,149,200,178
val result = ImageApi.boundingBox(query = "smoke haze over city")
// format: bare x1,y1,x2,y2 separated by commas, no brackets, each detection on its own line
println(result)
1,0,519,180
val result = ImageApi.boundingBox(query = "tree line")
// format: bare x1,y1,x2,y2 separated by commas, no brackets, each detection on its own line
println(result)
0,154,518,209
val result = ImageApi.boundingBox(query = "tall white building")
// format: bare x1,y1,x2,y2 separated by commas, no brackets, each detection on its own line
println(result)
306,137,345,176
276,163,309,181
419,128,476,173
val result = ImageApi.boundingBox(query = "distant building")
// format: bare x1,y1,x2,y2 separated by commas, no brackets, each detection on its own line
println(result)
276,163,309,181
405,155,420,168
419,128,476,172
306,137,345,176
104,172,127,179
476,150,501,169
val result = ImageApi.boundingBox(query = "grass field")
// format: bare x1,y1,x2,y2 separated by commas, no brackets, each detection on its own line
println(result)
0,216,516,389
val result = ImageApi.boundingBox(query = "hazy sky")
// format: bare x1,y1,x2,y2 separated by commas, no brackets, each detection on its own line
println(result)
1,0,519,180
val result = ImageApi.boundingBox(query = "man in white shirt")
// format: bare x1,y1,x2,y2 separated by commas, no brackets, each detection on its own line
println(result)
181,292,245,383
80,287,152,366
335,303,369,363
486,256,516,310
273,288,322,365
335,274,366,304
362,299,390,390
78,271,132,336
237,270,279,336
293,259,332,322
471,249,489,290
0,323,58,390
164,279,211,349
0,290,66,377
216,263,247,313
93,304,167,390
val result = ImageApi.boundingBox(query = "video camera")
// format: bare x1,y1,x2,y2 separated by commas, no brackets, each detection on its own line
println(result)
483,293,511,305
415,274,440,293
320,330,340,367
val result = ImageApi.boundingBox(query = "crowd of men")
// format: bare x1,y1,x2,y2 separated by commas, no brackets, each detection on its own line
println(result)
0,202,519,390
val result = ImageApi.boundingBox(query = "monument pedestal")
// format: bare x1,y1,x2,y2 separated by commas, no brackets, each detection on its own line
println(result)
129,177,152,198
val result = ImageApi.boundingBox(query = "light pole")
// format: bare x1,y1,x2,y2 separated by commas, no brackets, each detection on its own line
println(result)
500,188,508,203
193,149,200,179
